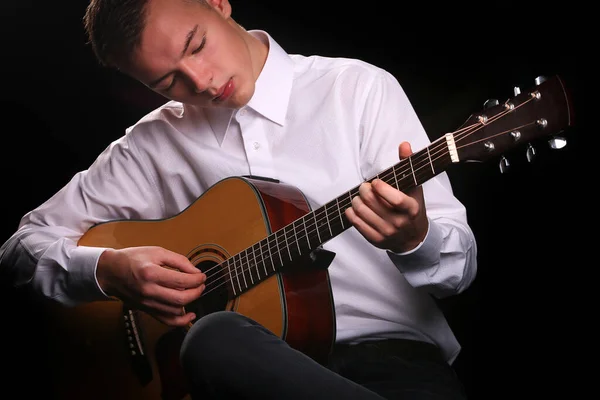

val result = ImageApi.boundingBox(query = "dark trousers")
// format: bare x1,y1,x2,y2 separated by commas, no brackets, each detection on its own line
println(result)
180,311,467,399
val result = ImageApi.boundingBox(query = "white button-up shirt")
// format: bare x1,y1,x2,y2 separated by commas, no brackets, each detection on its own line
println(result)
0,30,477,363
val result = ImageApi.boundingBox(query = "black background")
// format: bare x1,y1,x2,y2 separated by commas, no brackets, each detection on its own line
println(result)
0,1,586,398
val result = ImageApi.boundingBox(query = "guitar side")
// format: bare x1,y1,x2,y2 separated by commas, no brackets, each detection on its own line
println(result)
43,176,336,400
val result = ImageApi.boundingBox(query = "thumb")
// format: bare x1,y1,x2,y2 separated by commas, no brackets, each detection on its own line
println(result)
399,141,414,160
398,141,424,198
158,247,201,274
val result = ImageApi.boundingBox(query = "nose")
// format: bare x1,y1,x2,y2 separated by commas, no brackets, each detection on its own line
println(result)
180,59,212,94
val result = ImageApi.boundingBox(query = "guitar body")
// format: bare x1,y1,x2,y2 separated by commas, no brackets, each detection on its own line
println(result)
44,176,336,400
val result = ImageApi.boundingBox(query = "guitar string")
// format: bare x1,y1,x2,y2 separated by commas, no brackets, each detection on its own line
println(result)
198,135,450,296
198,95,536,297
199,117,471,285
199,97,531,296
199,129,457,295
200,97,534,297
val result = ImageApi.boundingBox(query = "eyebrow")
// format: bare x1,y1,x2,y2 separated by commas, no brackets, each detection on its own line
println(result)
147,24,199,89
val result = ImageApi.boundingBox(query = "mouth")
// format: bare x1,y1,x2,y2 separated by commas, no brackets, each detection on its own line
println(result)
213,78,234,103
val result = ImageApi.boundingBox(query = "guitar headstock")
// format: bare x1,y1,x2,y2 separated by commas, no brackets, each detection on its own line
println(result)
453,75,574,170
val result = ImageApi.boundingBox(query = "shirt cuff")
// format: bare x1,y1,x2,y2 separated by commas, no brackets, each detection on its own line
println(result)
69,246,113,301
386,218,443,272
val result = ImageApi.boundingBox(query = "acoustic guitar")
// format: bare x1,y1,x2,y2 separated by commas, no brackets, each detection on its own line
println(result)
43,74,574,400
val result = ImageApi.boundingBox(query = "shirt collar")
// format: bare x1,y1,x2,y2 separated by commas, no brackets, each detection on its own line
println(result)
246,30,293,126
202,30,294,146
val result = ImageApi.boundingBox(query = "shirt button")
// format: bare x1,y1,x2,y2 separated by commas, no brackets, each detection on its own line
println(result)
253,142,260,150
239,109,247,117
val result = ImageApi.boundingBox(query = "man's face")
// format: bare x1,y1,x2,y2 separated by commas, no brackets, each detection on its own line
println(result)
127,0,257,108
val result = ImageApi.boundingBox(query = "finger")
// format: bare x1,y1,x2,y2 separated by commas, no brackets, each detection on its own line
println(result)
151,264,207,290
357,181,396,219
348,194,396,238
358,179,415,221
399,141,414,159
371,179,419,218
154,310,197,328
344,206,385,244
148,283,206,309
139,296,188,317
396,141,425,198
156,247,204,275
137,284,205,317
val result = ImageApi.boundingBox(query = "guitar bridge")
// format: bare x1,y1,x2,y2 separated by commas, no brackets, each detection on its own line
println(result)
123,307,153,386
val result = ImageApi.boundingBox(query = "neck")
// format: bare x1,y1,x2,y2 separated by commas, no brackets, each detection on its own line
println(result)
241,28,269,83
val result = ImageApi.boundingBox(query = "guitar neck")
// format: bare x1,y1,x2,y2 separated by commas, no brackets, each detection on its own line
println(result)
223,74,575,297
297,136,454,249
222,137,454,297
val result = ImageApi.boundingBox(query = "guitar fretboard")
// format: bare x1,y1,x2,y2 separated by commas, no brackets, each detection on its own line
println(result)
221,138,454,297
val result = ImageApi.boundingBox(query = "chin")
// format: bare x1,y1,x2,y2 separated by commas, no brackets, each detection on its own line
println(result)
234,89,254,108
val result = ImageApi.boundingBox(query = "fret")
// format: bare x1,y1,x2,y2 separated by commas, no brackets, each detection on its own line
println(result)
251,243,260,283
408,156,417,186
292,220,302,256
225,259,237,296
247,246,256,285
313,209,322,240
245,247,260,291
330,200,343,234
266,234,276,273
312,209,322,243
302,215,312,250
287,223,302,259
233,253,242,294
240,249,249,289
258,239,269,276
258,242,267,277
325,203,333,236
315,208,328,243
223,266,235,297
274,230,284,267
307,214,321,250
335,197,344,229
282,225,292,261
345,191,353,210
426,146,435,175
392,164,399,188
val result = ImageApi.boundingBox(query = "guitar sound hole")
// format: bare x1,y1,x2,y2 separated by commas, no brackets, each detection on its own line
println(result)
186,260,230,323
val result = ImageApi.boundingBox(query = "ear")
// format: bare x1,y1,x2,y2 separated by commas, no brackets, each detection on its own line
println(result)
206,0,232,19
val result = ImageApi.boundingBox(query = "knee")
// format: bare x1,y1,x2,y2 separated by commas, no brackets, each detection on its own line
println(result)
180,311,246,367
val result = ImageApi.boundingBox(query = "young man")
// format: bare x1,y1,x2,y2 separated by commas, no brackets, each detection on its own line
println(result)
0,0,477,398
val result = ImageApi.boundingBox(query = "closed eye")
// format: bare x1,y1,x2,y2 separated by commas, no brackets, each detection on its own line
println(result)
157,34,205,93
164,77,177,92
192,34,206,55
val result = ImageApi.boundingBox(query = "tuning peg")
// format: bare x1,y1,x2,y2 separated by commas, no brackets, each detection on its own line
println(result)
526,143,536,162
548,136,568,149
535,76,547,85
484,99,499,109
499,156,510,173
513,86,521,96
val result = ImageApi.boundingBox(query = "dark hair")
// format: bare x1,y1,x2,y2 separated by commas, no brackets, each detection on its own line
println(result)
84,0,211,69
83,0,152,69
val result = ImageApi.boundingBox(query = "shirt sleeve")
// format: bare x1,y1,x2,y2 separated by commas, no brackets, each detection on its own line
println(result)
0,133,164,306
356,68,478,299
